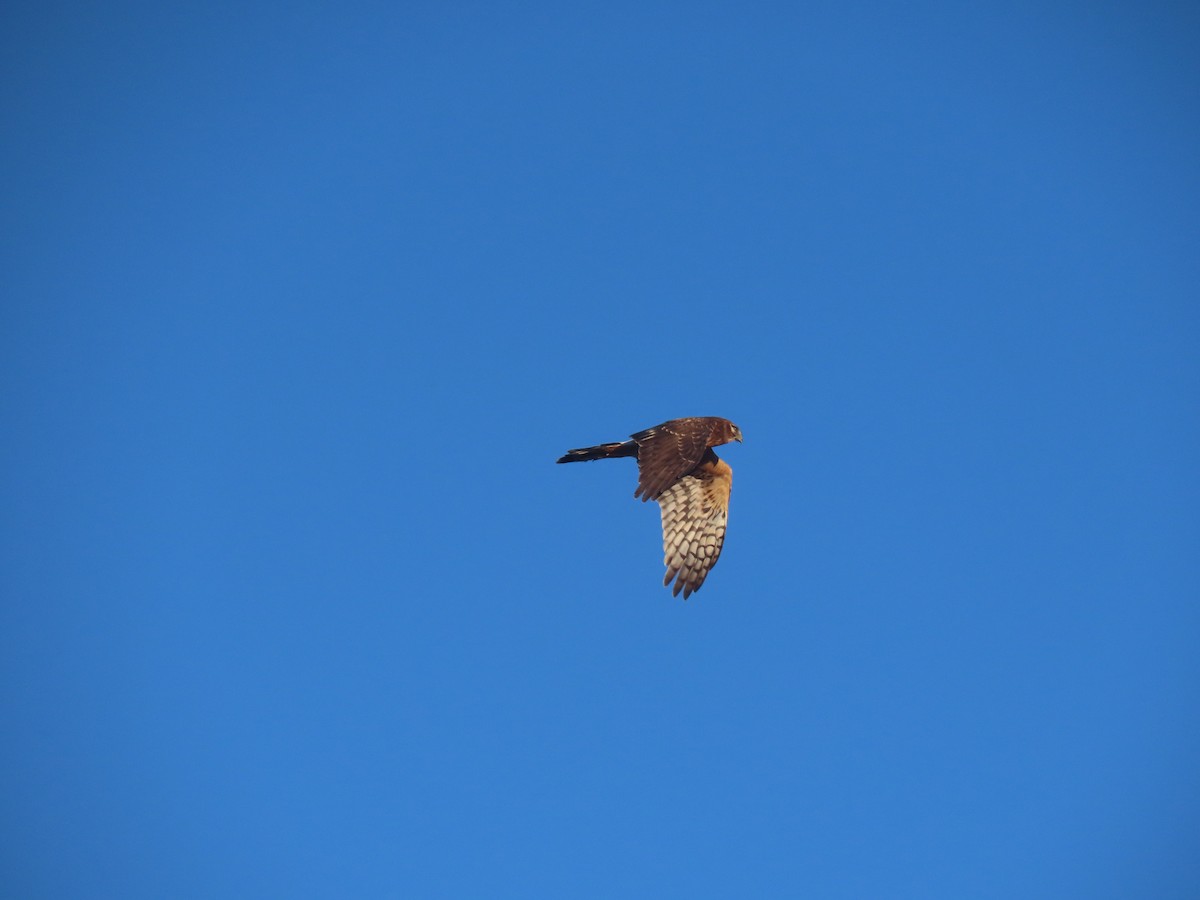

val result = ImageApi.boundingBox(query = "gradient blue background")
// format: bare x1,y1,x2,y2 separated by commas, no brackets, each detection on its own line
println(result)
3,2,1198,897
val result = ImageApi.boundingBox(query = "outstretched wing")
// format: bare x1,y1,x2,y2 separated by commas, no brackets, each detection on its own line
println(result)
631,418,715,501
656,454,732,599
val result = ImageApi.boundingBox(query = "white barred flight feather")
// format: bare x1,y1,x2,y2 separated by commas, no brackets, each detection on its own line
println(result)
657,460,730,599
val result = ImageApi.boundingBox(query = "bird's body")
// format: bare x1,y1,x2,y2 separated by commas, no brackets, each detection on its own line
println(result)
556,416,742,599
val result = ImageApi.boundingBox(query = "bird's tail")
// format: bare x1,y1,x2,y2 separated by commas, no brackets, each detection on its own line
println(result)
556,440,637,464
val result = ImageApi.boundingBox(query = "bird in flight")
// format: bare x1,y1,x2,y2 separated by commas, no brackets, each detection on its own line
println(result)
556,417,743,599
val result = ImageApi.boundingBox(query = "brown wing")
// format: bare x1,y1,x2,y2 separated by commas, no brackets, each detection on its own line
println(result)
657,453,732,599
631,418,717,501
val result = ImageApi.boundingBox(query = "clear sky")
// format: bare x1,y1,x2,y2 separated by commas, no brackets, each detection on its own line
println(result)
2,2,1198,897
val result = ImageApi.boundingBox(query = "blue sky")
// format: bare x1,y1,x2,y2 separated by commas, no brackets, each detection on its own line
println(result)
2,2,1198,897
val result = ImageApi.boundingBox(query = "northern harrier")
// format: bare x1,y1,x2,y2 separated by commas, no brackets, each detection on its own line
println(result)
556,416,743,599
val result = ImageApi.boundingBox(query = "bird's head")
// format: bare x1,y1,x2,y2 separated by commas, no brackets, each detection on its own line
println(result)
730,422,743,443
